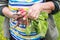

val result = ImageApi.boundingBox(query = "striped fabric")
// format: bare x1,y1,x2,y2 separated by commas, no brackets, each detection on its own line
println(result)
9,0,43,40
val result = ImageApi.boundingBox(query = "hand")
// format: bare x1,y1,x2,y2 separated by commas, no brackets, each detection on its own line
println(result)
28,3,41,20
12,8,27,20
2,7,27,20
28,2,55,20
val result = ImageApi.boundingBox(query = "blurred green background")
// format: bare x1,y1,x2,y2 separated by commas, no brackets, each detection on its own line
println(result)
0,12,60,40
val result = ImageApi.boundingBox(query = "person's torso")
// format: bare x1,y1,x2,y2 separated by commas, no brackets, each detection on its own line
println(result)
9,0,45,40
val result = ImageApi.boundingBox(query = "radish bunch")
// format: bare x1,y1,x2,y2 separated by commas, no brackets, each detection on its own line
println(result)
18,8,48,37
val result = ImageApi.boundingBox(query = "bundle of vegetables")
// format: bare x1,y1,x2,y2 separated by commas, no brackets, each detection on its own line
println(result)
25,12,48,37
18,9,48,37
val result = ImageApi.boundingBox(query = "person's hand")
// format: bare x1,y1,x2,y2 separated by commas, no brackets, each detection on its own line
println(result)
12,8,27,20
2,7,27,20
28,3,41,20
28,2,55,20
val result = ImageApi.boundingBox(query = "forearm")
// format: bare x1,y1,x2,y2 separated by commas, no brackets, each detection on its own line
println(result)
43,0,60,14
2,7,13,18
40,1,60,14
41,2,55,11
38,1,55,14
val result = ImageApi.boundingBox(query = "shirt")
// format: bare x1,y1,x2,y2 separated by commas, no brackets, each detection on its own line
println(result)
9,0,44,40
0,0,59,40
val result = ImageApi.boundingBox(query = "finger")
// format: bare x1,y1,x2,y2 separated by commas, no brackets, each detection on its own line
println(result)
35,10,40,19
13,14,22,20
18,11,26,16
29,11,36,19
31,11,38,19
12,14,18,19
31,9,40,18
28,9,40,20
17,12,27,20
28,9,33,19
23,15,28,20
28,8,33,16
30,10,35,18
21,12,27,16
28,6,41,20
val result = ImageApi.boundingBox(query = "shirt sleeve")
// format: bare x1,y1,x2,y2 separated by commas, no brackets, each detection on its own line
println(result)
0,0,8,16
51,0,60,14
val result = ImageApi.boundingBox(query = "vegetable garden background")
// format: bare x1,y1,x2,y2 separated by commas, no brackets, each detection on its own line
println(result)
0,12,60,40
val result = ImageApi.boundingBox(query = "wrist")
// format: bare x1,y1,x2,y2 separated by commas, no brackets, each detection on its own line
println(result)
47,1,55,10
2,7,14,18
40,2,55,10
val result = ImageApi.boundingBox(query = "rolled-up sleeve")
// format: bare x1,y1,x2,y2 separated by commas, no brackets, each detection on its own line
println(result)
0,0,8,16
52,0,60,14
